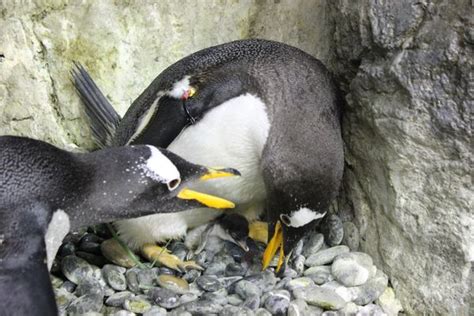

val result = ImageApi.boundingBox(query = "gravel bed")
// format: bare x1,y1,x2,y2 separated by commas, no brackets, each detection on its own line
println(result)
50,216,402,315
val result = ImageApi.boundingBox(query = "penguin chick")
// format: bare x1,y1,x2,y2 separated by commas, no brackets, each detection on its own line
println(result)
0,135,239,316
185,213,250,256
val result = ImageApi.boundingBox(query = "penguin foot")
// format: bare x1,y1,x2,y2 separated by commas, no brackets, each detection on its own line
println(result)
141,243,204,272
248,221,269,244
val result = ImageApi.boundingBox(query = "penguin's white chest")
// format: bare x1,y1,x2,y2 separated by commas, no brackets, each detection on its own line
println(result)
115,93,270,248
168,93,271,204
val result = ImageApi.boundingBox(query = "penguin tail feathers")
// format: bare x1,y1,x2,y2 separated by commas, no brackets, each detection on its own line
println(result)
71,62,120,148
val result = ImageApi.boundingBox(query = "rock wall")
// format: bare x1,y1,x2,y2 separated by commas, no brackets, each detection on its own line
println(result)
0,0,333,151
1,0,472,314
331,0,473,314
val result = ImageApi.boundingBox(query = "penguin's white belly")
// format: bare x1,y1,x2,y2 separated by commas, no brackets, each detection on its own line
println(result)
116,93,270,248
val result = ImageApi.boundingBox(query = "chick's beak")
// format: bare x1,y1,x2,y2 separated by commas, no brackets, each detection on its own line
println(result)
262,221,286,272
177,167,241,209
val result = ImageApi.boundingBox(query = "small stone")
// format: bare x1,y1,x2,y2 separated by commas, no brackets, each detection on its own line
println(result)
61,255,96,285
50,275,64,288
179,293,199,305
169,241,188,261
342,222,360,251
235,280,262,299
264,292,290,315
281,267,298,278
143,306,167,316
305,246,350,267
167,307,190,316
306,304,325,315
221,305,256,316
287,299,309,316
243,296,260,310
137,268,158,290
255,308,272,316
102,264,127,291
184,300,223,314
124,296,152,314
202,292,228,305
274,277,291,290
321,281,354,302
292,239,305,258
293,255,306,275
225,262,247,276
286,277,315,291
67,294,103,314
55,288,77,311
357,304,386,316
76,251,108,267
105,291,134,307
101,238,137,268
79,240,102,255
243,271,278,292
227,294,244,305
340,302,359,315
148,287,180,309
203,261,227,276
220,276,243,288
304,265,334,285
111,310,136,316
60,281,77,293
351,270,388,305
183,269,201,282
157,275,189,294
125,268,141,293
319,214,344,246
58,242,76,258
302,233,324,257
297,286,346,310
75,278,105,297
159,267,176,276
376,287,403,316
196,275,222,292
332,252,375,287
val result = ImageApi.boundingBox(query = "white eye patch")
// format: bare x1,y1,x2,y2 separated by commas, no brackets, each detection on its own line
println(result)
140,145,181,188
167,76,191,99
280,208,326,228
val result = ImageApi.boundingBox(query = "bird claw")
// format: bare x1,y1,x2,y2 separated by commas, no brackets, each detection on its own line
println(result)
141,243,203,272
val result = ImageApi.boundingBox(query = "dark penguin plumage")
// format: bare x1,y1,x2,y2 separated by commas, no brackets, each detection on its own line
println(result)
73,39,344,270
0,136,238,316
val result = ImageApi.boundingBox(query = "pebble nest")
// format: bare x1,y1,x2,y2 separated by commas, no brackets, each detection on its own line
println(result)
50,215,402,316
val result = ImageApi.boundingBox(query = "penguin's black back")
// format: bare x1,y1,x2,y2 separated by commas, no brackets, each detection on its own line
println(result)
0,136,87,209
114,39,340,146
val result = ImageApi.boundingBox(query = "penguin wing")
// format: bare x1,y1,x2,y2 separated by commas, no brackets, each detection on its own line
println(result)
71,62,121,148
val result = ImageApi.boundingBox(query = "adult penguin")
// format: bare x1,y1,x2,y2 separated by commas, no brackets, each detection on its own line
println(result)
0,135,238,316
73,39,344,271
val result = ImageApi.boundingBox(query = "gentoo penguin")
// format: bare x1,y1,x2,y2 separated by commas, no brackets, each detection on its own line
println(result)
0,135,238,316
72,39,344,271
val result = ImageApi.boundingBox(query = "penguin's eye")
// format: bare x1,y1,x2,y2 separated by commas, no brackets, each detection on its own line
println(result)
280,214,291,226
167,178,181,191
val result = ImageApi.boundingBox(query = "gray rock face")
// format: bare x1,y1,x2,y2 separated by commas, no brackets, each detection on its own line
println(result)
331,0,473,314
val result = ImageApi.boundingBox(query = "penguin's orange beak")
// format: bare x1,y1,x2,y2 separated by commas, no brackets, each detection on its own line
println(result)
262,221,285,272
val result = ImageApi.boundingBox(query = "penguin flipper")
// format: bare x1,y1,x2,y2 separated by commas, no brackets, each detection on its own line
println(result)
71,62,121,148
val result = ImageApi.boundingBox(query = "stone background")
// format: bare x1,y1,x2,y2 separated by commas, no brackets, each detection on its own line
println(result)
0,0,472,314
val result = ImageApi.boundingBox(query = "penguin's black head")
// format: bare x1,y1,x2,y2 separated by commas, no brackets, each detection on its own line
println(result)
133,69,257,148
263,207,326,272
215,213,250,251
84,145,240,213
